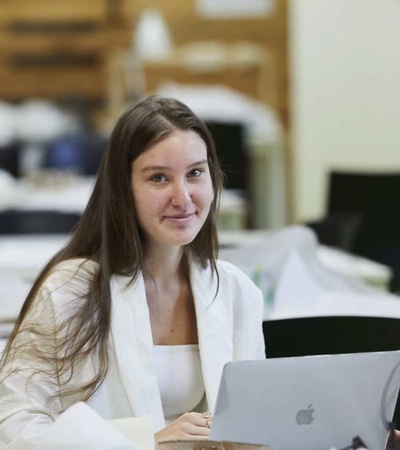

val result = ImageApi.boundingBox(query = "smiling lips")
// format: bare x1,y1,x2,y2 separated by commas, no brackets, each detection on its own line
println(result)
163,212,196,222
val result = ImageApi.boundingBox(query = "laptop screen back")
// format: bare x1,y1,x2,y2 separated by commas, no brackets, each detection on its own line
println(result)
210,351,400,450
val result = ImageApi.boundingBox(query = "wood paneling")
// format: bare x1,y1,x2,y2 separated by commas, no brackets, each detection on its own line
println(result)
141,52,275,105
127,0,289,127
0,0,109,22
0,0,289,125
123,0,292,220
0,0,131,104
0,0,292,222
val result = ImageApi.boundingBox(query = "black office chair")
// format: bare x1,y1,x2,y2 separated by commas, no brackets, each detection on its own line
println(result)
263,316,400,425
0,209,81,234
0,143,22,178
206,121,248,191
306,171,400,292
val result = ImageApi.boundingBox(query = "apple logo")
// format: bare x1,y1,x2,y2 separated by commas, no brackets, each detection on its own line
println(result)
295,404,315,425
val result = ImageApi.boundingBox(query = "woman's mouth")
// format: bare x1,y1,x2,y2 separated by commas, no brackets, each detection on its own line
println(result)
163,213,195,222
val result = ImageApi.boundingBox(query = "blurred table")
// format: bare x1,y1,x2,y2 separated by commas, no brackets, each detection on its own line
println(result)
0,174,94,213
0,229,392,287
220,229,392,289
316,245,391,291
0,228,395,331
0,174,247,229
0,234,68,280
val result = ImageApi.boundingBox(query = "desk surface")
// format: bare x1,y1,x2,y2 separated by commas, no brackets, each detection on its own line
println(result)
0,229,397,326
0,229,392,282
0,176,94,213
0,175,248,229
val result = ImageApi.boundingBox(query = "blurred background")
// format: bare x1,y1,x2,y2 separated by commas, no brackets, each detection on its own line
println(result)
1,0,400,294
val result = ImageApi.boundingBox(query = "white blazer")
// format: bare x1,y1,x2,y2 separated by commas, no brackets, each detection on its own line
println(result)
0,257,265,447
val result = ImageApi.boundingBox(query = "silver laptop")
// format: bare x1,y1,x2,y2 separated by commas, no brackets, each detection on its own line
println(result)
210,352,400,450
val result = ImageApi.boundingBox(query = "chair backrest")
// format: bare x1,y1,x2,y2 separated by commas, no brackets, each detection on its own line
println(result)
206,121,247,191
0,143,21,178
0,209,81,234
263,315,400,425
328,171,400,253
326,171,400,291
305,211,363,252
263,316,400,358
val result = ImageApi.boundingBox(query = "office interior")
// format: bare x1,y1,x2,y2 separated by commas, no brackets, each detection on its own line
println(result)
1,1,400,356
2,1,400,448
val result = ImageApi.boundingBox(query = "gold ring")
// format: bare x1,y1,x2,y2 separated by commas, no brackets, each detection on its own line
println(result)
203,412,212,428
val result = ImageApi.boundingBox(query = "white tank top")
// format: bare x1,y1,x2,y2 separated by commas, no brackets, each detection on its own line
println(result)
153,344,205,423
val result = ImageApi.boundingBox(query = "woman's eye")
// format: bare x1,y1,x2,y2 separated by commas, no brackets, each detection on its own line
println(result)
188,168,203,178
150,174,166,182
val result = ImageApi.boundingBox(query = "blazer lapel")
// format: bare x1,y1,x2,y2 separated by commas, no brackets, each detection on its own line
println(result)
109,273,165,431
190,262,234,412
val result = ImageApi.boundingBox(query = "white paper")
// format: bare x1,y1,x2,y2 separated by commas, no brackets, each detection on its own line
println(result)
219,225,400,320
34,402,137,450
270,247,400,320
110,417,154,450
271,249,328,318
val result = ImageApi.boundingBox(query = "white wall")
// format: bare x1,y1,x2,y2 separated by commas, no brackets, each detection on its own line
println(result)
290,0,400,222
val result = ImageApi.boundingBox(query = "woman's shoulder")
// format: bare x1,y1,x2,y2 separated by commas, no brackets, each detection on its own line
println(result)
36,258,99,307
20,259,99,327
45,258,99,286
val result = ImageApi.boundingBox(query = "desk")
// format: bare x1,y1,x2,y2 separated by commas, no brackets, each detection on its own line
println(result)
0,235,69,324
0,228,395,326
0,229,392,285
219,227,399,321
0,175,93,213
0,175,248,230
220,229,392,290
0,234,69,281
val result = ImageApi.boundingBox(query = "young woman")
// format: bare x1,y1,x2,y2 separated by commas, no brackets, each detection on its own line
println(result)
0,96,265,448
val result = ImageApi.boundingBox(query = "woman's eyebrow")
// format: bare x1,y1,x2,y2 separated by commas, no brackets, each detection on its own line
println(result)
141,165,167,173
141,159,208,173
188,159,208,168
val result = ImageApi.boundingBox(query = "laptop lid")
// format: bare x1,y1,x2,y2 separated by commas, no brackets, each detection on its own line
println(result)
210,351,400,450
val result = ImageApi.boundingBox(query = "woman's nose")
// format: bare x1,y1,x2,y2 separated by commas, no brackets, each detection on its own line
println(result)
171,181,191,208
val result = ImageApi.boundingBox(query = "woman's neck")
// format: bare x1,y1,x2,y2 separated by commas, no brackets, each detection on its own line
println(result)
143,246,188,284
143,248,196,345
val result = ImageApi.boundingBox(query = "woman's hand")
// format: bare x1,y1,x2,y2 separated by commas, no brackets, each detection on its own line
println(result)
386,429,400,449
155,412,212,446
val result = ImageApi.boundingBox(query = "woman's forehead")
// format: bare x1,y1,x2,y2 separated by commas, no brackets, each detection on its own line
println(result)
135,130,207,165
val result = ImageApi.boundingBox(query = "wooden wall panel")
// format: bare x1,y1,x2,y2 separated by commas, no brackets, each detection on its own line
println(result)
0,0,109,22
124,0,289,129
0,0,292,222
0,0,130,104
0,66,106,100
0,0,288,125
141,54,276,109
123,0,292,219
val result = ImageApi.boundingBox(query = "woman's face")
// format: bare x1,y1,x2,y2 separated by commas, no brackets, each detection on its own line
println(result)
131,129,214,251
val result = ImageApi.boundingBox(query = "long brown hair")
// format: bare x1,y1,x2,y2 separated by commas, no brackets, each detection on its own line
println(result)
1,96,224,404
